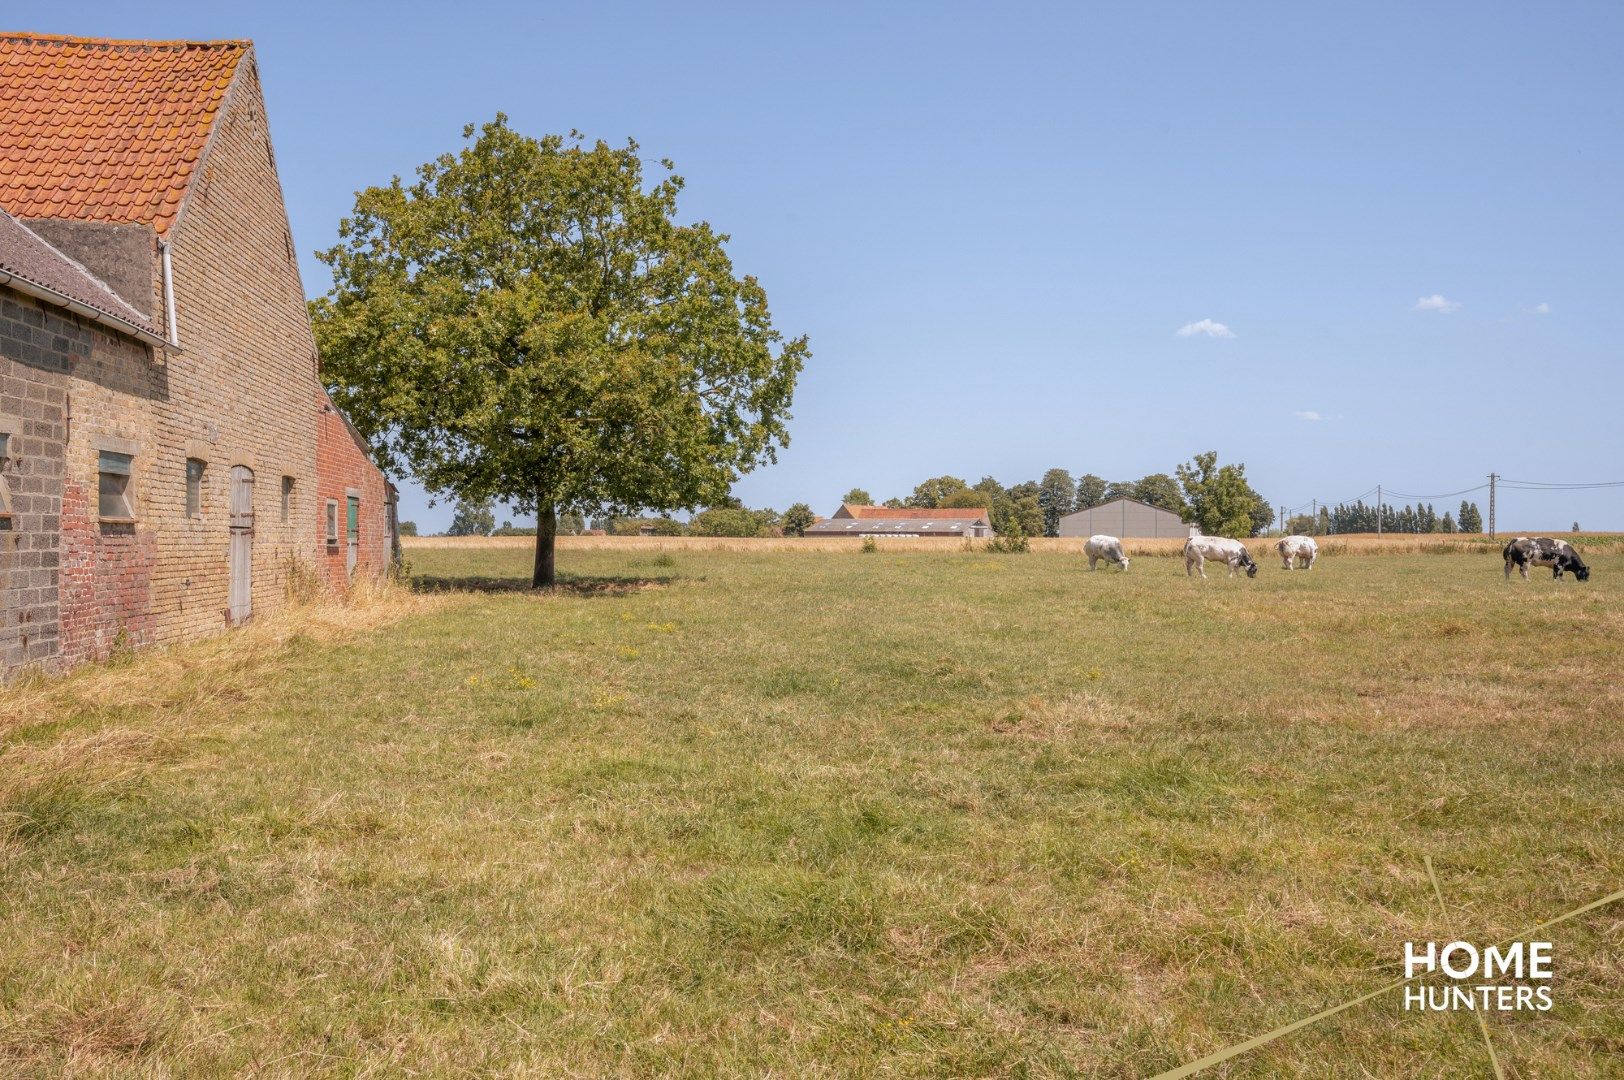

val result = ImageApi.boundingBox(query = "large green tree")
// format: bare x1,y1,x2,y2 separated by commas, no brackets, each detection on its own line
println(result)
1074,473,1108,510
906,475,970,509
310,117,807,586
1131,473,1188,517
781,502,816,537
840,488,873,506
1175,451,1270,537
1037,468,1075,537
447,500,496,537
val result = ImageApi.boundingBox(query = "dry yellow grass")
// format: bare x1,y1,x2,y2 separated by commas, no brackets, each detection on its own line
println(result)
406,531,1622,558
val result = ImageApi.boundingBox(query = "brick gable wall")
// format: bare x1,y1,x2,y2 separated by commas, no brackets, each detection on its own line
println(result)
4,49,392,679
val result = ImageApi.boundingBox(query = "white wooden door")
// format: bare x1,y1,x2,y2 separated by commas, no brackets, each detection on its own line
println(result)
228,466,254,624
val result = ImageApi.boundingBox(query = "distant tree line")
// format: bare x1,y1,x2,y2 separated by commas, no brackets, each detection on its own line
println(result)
433,450,1277,540
1306,499,1484,535
857,451,1272,538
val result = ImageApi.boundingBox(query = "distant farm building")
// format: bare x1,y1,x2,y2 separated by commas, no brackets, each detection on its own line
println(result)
804,503,993,539
1058,498,1191,538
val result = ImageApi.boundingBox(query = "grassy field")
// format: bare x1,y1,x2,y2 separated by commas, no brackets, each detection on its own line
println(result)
2,539,1621,1076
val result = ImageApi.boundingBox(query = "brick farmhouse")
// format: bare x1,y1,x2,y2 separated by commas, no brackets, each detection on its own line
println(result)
0,33,394,676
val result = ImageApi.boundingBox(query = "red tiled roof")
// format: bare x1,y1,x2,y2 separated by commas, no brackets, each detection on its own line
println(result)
841,504,989,520
0,33,248,235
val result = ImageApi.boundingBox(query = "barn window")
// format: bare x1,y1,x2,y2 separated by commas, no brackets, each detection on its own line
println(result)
281,476,295,522
185,458,206,517
325,499,339,546
0,432,12,530
98,451,135,521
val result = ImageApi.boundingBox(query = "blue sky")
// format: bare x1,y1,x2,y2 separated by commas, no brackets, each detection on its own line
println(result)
19,1,1623,531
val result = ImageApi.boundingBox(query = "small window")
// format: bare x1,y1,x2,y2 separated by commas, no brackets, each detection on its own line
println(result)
281,476,295,523
185,458,206,517
98,450,135,520
325,499,339,545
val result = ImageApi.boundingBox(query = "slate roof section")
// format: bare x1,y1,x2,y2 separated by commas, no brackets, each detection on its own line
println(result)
0,207,165,343
0,33,248,235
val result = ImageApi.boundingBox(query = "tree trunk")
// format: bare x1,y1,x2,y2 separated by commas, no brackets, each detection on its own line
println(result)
533,500,557,588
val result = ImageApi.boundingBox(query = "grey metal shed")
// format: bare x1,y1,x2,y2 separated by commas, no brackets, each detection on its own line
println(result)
1057,498,1191,538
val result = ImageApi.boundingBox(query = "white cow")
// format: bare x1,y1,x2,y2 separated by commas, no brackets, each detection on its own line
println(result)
1184,535,1258,579
1276,534,1318,570
1084,534,1130,571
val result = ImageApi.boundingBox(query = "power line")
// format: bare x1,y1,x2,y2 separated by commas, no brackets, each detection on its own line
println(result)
1384,484,1489,500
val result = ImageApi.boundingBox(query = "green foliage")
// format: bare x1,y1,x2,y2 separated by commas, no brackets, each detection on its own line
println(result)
1458,501,1484,533
309,116,807,585
397,520,419,537
860,536,878,554
492,522,537,536
906,476,969,509
447,501,496,537
781,503,816,537
1285,513,1316,535
1037,468,1075,537
691,506,778,537
610,516,686,536
1132,473,1188,517
1440,512,1457,533
1074,473,1107,510
983,532,1030,553
841,488,872,506
989,493,1042,539
939,488,990,509
1175,451,1270,537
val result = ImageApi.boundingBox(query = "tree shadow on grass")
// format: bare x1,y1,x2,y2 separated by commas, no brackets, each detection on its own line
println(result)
409,572,680,597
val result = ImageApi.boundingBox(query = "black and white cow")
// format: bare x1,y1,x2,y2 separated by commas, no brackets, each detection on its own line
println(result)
1503,537,1590,582
1184,535,1259,579
1084,534,1130,571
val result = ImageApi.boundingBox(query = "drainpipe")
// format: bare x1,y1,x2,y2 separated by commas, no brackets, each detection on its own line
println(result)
160,239,180,347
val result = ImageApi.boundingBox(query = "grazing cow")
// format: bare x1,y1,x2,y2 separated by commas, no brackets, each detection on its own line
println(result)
1276,534,1318,570
1503,537,1591,582
1184,535,1259,579
1085,534,1130,571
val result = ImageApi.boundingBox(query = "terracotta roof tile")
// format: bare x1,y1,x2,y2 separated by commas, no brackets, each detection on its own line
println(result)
0,32,248,235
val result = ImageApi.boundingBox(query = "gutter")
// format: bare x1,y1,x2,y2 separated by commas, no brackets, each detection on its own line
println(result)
159,239,180,347
0,268,177,353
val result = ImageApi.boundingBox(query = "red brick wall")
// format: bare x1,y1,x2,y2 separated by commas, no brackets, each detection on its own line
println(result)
1,289,161,672
315,391,391,589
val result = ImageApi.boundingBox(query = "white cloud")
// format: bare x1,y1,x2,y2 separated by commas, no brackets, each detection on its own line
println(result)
1293,410,1325,421
1414,294,1461,314
1176,318,1235,338
1533,302,1551,315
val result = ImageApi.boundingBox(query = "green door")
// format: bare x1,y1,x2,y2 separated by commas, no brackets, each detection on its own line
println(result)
346,496,359,577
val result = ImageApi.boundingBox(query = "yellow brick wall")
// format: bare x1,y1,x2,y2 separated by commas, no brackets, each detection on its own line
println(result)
147,57,324,640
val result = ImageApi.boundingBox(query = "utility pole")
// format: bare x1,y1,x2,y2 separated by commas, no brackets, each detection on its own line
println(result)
1311,499,1317,535
1279,505,1286,533
1376,485,1382,537
1487,473,1497,538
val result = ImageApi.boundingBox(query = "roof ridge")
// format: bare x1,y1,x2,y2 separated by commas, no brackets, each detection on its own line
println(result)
0,31,251,48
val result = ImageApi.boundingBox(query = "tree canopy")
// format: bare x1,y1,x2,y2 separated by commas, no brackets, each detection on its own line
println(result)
310,117,807,585
1175,451,1271,537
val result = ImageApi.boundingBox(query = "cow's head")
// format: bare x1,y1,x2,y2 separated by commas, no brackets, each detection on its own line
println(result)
1243,555,1259,578
1119,556,1131,571
1573,561,1591,582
